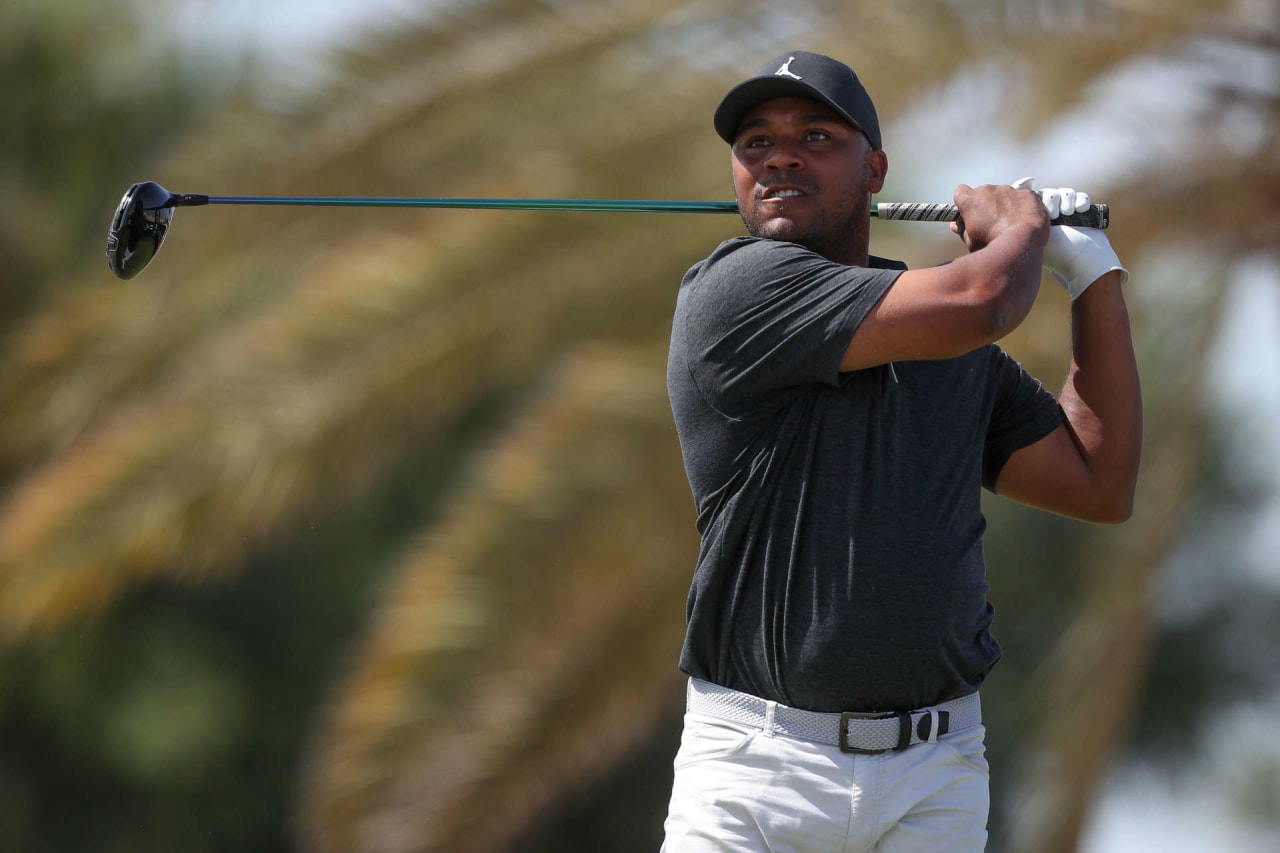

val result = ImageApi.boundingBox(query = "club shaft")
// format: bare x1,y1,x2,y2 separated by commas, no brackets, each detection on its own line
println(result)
170,194,1109,228
189,195,740,214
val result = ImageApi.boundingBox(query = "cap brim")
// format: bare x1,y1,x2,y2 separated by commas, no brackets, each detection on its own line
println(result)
713,77,861,144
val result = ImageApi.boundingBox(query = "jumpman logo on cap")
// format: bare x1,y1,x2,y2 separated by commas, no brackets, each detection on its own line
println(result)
775,56,802,80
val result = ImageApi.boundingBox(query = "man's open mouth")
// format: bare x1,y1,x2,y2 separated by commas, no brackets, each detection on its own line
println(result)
761,186,808,200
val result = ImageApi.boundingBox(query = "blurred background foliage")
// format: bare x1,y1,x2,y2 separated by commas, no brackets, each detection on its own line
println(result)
0,0,1277,850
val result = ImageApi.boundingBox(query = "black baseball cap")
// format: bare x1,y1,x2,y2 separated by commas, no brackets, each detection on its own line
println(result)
713,51,882,150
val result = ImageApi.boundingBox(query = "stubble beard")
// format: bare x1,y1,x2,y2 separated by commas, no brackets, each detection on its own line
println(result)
739,162,872,264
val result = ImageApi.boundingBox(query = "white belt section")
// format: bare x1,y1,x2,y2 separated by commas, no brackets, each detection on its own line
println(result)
687,678,981,754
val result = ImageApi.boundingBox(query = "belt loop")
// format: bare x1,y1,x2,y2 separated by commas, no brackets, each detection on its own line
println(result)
762,700,777,737
922,709,940,744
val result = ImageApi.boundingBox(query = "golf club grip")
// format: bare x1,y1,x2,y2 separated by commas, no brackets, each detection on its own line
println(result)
874,202,1109,230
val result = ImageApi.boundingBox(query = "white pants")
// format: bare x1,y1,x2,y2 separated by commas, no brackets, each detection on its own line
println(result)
661,701,990,852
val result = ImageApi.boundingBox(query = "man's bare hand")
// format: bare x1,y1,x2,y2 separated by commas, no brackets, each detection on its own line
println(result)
950,183,1049,253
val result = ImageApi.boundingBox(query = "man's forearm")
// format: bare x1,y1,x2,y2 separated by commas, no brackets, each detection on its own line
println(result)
1058,270,1143,518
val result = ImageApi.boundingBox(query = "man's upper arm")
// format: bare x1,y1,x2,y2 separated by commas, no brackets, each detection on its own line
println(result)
994,423,1107,521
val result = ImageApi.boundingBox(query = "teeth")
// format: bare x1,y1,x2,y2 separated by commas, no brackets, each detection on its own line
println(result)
771,189,803,198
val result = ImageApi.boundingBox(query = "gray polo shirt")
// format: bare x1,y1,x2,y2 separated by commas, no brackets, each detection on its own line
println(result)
667,236,1063,712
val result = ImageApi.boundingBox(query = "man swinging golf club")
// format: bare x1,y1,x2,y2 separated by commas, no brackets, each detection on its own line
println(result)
662,50,1141,851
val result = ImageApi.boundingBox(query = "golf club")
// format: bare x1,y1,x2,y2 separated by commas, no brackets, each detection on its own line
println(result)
105,180,1110,280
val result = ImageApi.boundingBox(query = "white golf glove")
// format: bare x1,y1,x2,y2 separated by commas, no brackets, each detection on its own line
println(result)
1012,177,1128,300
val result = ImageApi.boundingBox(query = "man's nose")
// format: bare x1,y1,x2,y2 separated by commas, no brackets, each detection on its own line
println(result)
765,140,803,170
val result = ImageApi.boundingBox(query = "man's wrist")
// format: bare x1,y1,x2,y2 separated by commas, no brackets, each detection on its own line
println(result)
1070,269,1129,308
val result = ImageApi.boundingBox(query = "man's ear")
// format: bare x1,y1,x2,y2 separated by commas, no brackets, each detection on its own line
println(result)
868,149,888,194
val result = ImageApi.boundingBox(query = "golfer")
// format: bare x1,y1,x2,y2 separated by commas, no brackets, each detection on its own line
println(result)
662,50,1141,851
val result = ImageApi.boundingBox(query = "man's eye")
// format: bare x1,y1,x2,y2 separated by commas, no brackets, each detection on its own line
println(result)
805,130,831,141
744,136,772,148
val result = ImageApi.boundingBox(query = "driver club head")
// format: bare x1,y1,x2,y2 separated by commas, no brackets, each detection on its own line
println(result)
105,181,176,280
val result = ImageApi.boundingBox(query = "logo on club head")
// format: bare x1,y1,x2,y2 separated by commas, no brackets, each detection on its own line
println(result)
775,56,802,80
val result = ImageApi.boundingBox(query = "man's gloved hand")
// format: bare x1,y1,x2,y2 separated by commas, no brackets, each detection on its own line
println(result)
1012,177,1128,300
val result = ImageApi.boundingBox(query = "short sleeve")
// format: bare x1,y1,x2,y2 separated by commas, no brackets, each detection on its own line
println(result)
676,238,901,417
981,350,1065,489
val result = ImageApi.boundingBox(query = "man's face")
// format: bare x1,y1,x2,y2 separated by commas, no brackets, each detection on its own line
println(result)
730,97,887,264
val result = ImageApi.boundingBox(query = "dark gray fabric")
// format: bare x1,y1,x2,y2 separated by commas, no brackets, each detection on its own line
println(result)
667,236,1064,713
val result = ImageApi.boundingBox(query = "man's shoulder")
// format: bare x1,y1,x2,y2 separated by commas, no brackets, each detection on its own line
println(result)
692,236,793,270
682,237,789,292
